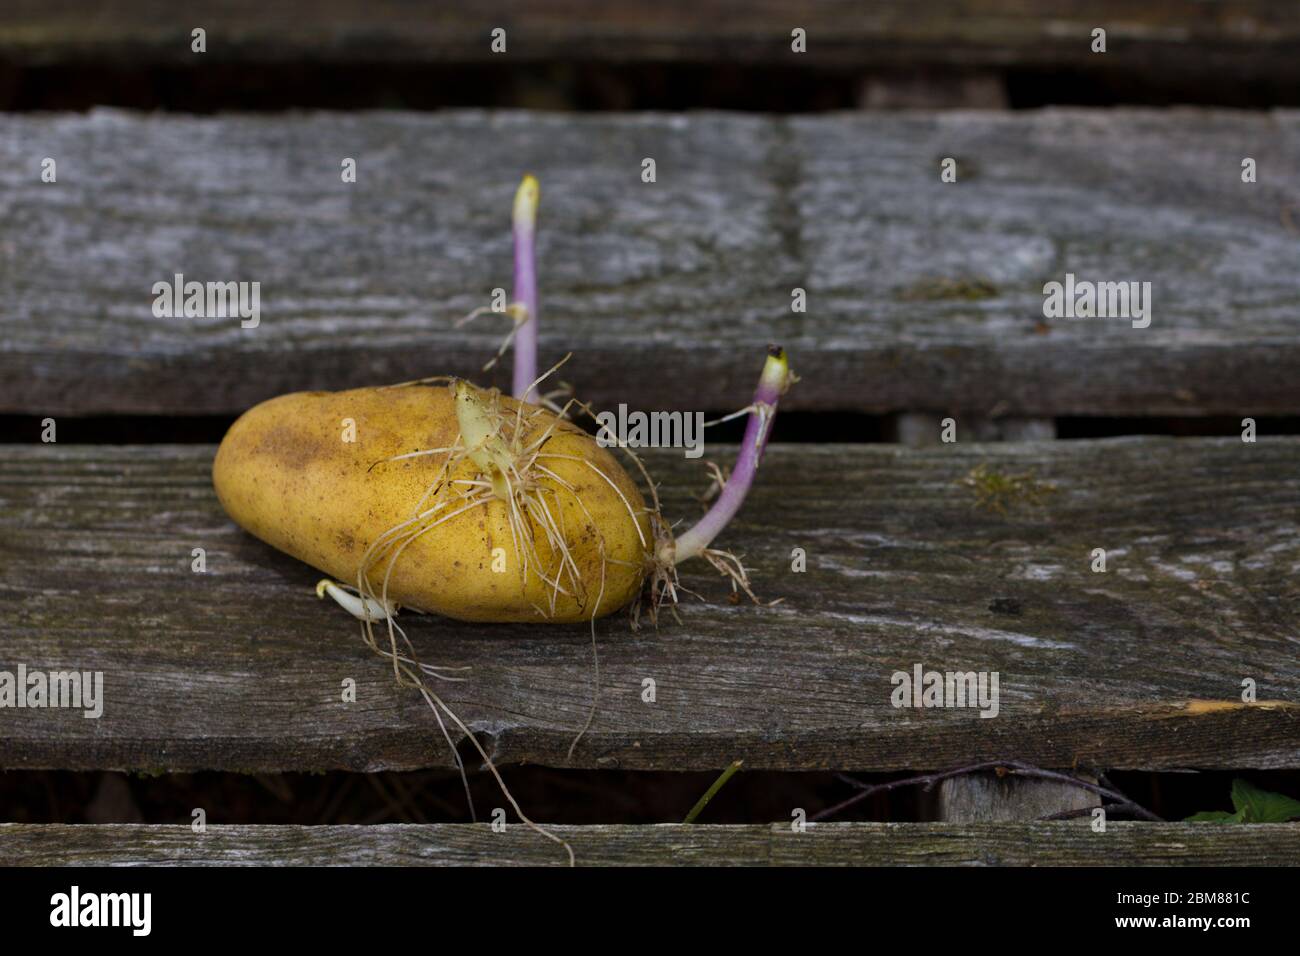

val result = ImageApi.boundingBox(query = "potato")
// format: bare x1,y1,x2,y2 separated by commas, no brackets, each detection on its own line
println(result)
212,381,652,623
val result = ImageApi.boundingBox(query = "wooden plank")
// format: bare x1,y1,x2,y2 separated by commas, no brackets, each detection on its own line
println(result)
2,439,1298,774
2,822,1297,866
0,1,1297,80
933,776,1099,822
2,109,1300,418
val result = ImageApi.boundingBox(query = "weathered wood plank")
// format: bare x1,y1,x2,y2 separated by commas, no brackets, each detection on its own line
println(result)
1,439,1297,773
0,1,1297,79
2,109,1299,417
934,775,1099,822
2,822,1297,866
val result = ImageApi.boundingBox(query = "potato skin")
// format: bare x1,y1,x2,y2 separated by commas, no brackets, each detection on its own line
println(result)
212,384,651,623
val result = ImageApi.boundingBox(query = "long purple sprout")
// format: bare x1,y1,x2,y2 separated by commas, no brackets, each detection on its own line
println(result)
663,346,793,565
503,175,794,572
511,175,540,402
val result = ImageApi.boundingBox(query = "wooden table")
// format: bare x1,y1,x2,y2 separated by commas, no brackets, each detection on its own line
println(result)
2,108,1298,865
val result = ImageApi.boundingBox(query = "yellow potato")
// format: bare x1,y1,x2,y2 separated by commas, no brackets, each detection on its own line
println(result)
212,382,652,623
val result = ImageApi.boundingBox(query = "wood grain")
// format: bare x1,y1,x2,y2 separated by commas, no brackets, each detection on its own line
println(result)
2,822,1296,866
1,440,1297,773
0,1,1296,79
2,109,1299,417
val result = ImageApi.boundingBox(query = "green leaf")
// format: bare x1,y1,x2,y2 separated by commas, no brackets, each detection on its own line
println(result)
1230,778,1300,823
1183,810,1242,823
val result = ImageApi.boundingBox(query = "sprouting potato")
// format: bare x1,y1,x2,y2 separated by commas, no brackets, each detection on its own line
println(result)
209,172,793,864
213,174,792,630
213,380,652,623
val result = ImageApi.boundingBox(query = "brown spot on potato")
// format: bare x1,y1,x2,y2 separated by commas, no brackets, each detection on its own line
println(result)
255,422,332,472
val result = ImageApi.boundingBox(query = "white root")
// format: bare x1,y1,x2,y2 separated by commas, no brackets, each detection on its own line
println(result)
316,579,397,622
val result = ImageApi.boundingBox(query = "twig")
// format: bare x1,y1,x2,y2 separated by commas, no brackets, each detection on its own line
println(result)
813,759,1163,823
1039,803,1122,822
684,760,744,824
